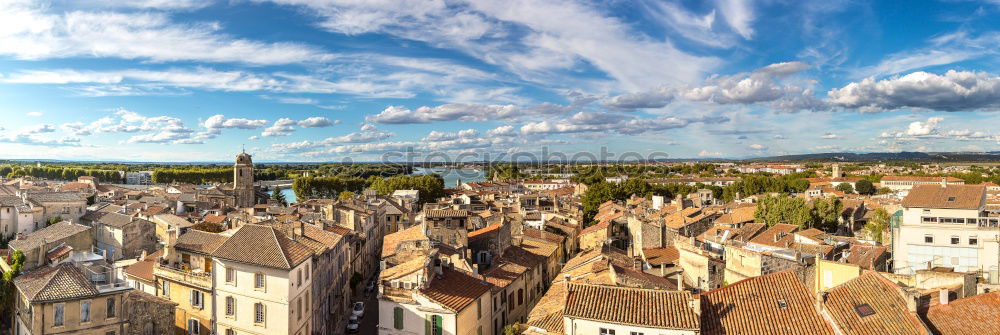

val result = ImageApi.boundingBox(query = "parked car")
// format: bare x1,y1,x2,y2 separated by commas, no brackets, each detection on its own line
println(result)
346,319,360,333
352,301,365,318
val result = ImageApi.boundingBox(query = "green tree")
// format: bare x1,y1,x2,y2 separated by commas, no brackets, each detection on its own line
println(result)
503,323,521,335
271,186,288,206
854,179,875,195
810,197,843,231
338,191,356,200
754,195,813,228
836,183,855,194
865,208,891,244
581,182,626,222
47,215,63,226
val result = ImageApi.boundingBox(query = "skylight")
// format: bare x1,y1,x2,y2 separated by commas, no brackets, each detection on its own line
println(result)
855,303,876,317
947,197,956,202
777,299,788,309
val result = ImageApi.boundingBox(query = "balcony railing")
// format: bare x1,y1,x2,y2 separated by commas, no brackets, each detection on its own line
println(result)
918,216,1000,228
154,261,213,288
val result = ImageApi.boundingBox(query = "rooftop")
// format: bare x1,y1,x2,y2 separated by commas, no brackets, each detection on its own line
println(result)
902,184,985,209
564,283,699,330
700,271,835,335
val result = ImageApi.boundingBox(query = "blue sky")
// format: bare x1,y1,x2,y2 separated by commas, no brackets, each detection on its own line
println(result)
3,0,1000,162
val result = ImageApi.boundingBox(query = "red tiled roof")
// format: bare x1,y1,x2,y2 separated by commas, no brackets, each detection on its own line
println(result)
700,271,835,335
564,283,698,330
419,267,492,312
926,291,1000,335
468,223,502,239
823,272,928,335
902,184,985,209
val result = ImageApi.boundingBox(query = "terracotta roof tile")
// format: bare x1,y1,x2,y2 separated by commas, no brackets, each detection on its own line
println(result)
823,272,928,335
902,184,985,209
211,224,313,270
642,247,679,265
701,271,835,335
14,263,100,302
124,249,162,282
926,291,1000,335
564,283,699,330
382,225,428,257
419,267,491,312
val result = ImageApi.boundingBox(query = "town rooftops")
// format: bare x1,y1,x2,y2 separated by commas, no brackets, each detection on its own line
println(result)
14,263,101,302
419,266,492,312
925,291,1000,335
27,191,87,203
8,221,90,251
124,249,162,282
382,225,428,257
425,209,469,218
700,271,835,335
211,224,313,270
96,212,151,229
882,176,964,182
822,272,928,335
153,214,195,228
175,230,228,255
564,283,699,330
902,184,985,209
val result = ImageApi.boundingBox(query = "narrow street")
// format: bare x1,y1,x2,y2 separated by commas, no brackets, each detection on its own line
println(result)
357,287,379,335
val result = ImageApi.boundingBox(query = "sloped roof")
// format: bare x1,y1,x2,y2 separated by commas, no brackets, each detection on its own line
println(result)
926,291,1000,335
564,283,699,330
175,230,227,255
419,267,492,312
700,271,835,335
823,272,928,335
27,191,86,203
8,221,91,251
211,224,313,270
382,225,427,257
124,249,163,282
14,263,100,302
902,184,985,209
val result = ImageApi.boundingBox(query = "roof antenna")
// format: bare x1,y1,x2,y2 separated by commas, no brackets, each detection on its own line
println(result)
242,144,246,154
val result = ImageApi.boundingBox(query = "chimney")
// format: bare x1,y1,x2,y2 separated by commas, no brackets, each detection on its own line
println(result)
139,250,147,261
941,177,947,188
675,194,685,211
689,297,701,316
939,289,950,305
473,264,479,277
652,196,664,210
677,270,684,290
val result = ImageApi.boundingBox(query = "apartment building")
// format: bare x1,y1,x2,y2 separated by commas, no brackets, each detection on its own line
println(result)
155,229,226,335
881,176,965,195
892,183,997,279
212,224,314,335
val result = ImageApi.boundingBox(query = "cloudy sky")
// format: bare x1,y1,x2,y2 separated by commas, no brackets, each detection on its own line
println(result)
3,0,1000,162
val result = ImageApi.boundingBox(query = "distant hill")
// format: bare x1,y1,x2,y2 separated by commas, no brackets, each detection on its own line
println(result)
746,151,1000,162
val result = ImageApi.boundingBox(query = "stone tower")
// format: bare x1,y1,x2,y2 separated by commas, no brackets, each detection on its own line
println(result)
234,150,255,208
831,164,842,178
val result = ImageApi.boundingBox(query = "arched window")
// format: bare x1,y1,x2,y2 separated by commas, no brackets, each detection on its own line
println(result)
393,307,404,329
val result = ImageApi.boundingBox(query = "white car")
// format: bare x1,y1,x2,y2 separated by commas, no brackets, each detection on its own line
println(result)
346,319,360,333
352,301,365,318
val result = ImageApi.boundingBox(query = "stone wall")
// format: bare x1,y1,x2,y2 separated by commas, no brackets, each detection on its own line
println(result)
123,290,177,335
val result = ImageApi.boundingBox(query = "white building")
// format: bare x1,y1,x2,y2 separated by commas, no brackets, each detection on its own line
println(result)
558,283,700,335
881,176,965,195
892,183,1000,281
126,171,154,185
212,224,315,335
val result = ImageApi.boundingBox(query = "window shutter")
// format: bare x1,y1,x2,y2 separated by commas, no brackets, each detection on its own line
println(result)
394,307,404,329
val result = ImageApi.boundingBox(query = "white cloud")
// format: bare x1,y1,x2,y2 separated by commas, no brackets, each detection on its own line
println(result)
821,132,839,139
0,2,332,65
602,87,673,111
366,104,520,124
749,143,767,150
714,0,756,39
26,111,42,117
698,150,723,157
298,117,338,128
487,125,516,137
422,129,479,142
681,62,811,106
905,117,943,136
827,70,1000,112
261,118,297,137
204,114,268,129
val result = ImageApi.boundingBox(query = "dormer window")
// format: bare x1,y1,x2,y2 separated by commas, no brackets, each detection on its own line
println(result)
855,303,876,317
947,197,956,202
777,299,788,309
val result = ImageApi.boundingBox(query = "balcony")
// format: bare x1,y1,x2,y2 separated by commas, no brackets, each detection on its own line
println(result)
918,216,1000,228
381,286,414,303
154,261,213,289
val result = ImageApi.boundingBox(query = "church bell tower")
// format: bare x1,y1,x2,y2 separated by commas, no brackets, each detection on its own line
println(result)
234,149,255,208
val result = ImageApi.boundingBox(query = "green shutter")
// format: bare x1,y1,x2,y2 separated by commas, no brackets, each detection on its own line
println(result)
394,307,404,329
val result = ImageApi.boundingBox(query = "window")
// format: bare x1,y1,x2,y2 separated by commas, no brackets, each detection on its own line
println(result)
54,304,65,326
106,332,115,335
925,235,934,244
297,269,302,286
255,273,265,289
226,330,235,335
162,281,170,297
970,236,979,245
630,332,644,335
254,303,265,324
81,300,92,322
226,296,235,316
951,236,960,245
107,297,116,318
297,297,302,320
518,289,524,305
393,307,404,329
305,263,310,280
431,315,443,335
226,268,235,285
477,299,482,319
187,319,200,335
599,328,615,335
190,290,204,308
